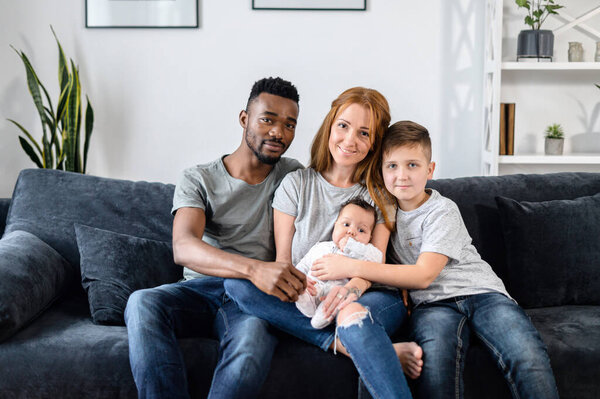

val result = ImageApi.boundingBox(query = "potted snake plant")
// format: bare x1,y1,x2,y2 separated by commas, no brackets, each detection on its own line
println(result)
515,0,563,61
8,26,94,173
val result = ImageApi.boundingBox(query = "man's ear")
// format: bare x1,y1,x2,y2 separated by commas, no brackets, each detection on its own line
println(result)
427,162,436,180
239,110,248,129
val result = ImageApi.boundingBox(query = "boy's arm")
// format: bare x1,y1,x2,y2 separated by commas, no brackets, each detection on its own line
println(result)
312,251,448,290
173,207,306,301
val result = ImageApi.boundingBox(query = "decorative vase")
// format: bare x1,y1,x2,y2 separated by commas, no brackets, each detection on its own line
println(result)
517,30,554,60
545,138,564,155
568,42,584,62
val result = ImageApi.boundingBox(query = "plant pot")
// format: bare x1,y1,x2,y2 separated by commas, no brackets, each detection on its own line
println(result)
517,30,554,60
545,138,564,155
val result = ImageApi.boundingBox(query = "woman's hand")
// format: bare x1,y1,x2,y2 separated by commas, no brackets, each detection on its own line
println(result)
318,285,361,320
311,254,357,281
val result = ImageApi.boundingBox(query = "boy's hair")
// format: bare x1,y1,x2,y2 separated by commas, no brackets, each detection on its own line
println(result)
246,77,299,110
370,120,432,230
309,87,391,187
382,120,432,161
339,197,378,228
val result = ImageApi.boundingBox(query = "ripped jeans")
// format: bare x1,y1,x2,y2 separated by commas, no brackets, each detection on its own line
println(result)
224,279,412,399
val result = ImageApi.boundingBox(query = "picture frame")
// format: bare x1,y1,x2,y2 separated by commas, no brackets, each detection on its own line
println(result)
252,0,366,11
86,0,199,28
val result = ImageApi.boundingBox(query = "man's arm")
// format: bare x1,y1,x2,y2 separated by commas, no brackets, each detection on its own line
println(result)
173,207,306,301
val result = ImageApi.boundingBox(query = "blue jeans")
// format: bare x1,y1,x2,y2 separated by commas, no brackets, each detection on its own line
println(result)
224,278,412,399
124,277,278,399
410,292,559,399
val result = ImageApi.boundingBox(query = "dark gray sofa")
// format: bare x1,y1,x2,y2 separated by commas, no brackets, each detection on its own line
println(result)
0,168,599,398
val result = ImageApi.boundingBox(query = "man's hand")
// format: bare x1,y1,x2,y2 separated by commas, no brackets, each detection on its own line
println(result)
250,261,307,302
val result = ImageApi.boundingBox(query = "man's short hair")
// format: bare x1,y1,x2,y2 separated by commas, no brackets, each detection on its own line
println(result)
246,77,299,110
383,121,432,162
339,197,378,227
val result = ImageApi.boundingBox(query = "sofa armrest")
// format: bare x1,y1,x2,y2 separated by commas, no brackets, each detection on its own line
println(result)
0,230,71,342
0,198,10,237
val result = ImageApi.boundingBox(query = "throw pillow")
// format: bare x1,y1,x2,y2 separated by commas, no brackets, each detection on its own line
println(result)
495,193,600,308
75,224,182,325
0,230,71,342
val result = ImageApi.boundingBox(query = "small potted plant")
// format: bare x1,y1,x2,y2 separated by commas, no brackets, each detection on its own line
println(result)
544,123,564,155
515,0,563,61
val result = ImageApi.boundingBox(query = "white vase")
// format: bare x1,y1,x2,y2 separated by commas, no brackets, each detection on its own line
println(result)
545,138,564,155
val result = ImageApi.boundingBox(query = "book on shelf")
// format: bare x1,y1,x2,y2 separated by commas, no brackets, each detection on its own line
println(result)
499,103,515,155
499,103,506,155
507,103,515,155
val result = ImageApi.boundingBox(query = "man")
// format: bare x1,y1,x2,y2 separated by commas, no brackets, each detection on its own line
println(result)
125,77,306,399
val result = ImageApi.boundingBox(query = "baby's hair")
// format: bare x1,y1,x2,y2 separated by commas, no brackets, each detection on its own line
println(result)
383,120,432,162
339,197,377,227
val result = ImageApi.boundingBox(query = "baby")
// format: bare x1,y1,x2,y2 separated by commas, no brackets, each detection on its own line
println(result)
295,197,383,329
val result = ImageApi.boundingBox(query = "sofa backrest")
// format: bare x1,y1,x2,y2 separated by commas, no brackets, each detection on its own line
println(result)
427,172,600,282
4,169,175,274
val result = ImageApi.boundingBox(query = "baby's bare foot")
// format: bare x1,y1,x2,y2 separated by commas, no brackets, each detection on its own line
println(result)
393,342,423,379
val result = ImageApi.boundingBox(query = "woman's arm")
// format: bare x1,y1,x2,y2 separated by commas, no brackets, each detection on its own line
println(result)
273,209,296,263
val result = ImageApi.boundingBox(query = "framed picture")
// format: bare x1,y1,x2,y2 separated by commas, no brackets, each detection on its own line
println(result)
252,0,366,11
86,0,199,28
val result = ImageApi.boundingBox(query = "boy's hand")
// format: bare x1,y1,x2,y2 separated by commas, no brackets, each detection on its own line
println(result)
312,254,355,280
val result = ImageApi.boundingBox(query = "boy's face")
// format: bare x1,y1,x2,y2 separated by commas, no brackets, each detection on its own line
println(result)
332,204,375,247
381,144,435,211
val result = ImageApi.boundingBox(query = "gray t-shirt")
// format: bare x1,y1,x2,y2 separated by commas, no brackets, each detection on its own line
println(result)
172,156,303,280
387,189,510,306
272,168,383,266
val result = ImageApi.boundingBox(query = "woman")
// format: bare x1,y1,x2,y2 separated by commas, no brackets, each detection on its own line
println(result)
225,87,416,398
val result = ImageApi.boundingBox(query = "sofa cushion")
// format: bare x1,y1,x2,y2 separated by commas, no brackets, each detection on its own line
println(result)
75,224,182,325
0,230,71,342
4,169,175,273
496,193,600,308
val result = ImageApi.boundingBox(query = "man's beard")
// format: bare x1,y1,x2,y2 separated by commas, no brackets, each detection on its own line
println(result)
245,131,285,165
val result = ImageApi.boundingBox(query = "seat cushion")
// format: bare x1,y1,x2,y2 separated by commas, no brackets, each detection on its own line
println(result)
527,306,600,399
75,224,183,325
0,230,71,342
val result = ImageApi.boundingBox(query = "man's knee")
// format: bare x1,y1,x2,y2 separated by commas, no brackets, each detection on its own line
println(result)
224,278,256,305
337,302,369,327
125,288,166,326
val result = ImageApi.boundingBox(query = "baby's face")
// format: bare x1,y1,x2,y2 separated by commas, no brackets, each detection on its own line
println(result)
332,204,375,247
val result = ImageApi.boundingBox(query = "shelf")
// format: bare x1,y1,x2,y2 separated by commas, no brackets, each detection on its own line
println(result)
501,62,600,70
499,154,600,164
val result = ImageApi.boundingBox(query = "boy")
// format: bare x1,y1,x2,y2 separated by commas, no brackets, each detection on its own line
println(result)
311,121,559,398
295,198,383,329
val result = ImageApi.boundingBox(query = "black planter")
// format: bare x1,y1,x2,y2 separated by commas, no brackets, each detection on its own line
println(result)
517,29,554,60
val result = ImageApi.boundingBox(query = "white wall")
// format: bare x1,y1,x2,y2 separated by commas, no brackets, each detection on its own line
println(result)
501,0,600,171
0,0,485,197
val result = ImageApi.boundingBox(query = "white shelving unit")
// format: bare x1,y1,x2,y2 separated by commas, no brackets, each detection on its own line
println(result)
481,0,600,176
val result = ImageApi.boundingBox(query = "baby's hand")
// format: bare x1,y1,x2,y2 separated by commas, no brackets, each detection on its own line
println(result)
338,236,349,251
306,278,318,296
